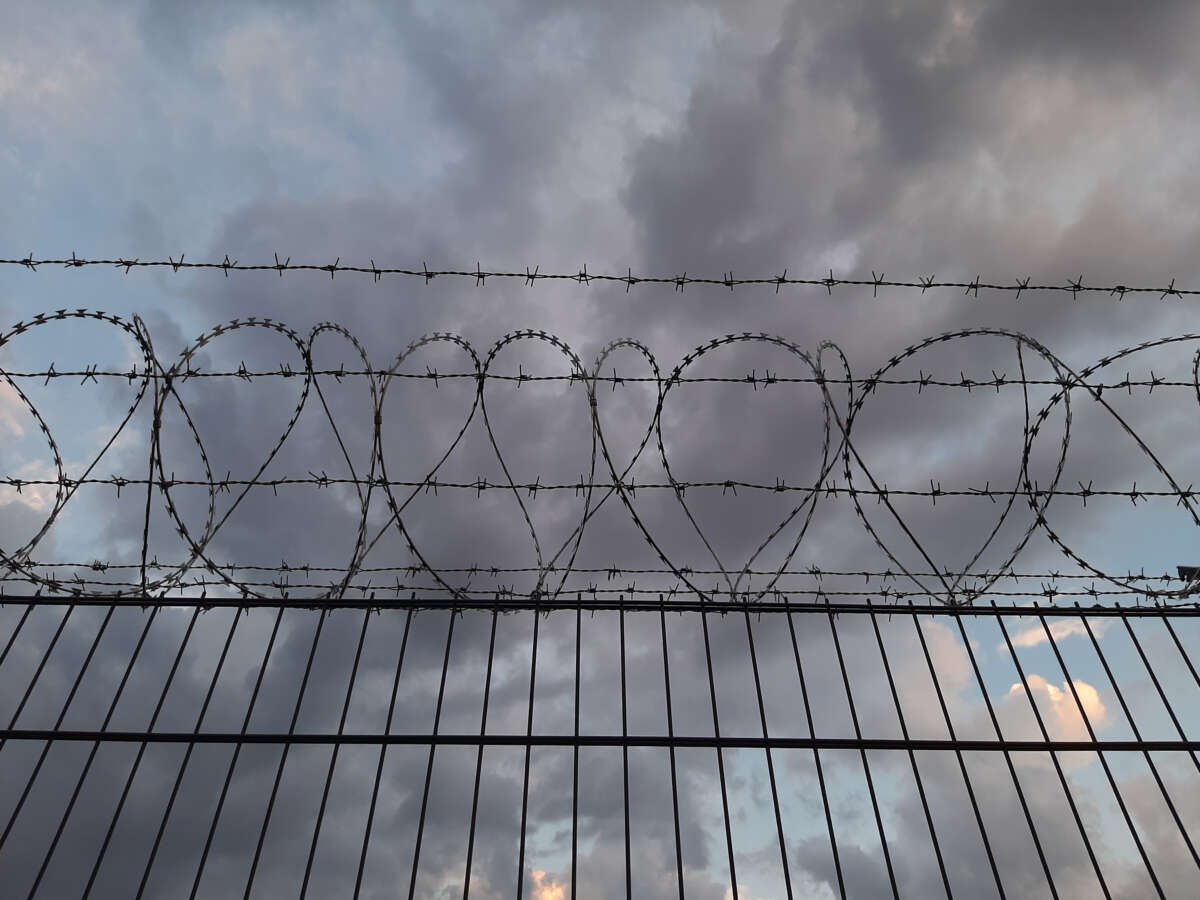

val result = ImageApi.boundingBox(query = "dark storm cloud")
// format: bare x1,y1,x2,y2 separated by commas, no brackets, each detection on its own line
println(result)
803,0,1199,165
618,0,1200,352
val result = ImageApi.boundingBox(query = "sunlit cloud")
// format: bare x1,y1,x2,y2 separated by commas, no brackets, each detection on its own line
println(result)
1007,674,1108,741
0,381,27,439
1005,618,1111,650
530,870,567,900
0,459,57,511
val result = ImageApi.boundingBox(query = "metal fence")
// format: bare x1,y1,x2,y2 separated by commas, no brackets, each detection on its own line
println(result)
1,266,1199,897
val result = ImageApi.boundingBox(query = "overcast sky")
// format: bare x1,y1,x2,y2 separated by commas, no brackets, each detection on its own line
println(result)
3,1,1200,898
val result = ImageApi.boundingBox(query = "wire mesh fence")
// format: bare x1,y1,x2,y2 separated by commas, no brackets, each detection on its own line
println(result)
2,598,1200,898
0,271,1199,896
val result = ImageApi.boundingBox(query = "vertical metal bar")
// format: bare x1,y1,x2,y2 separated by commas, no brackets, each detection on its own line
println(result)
782,596,843,898
620,599,631,900
659,596,685,900
353,608,414,900
991,607,1107,898
907,604,1005,898
407,611,457,900
0,606,75,753
299,608,373,898
462,609,499,900
1121,612,1200,776
3,604,115,852
950,609,1057,897
26,607,161,897
515,610,541,900
134,608,244,899
243,608,330,900
1033,609,1164,896
864,598,950,898
0,605,34,670
81,607,202,899
825,602,899,899
697,593,740,899
1161,616,1200,692
190,607,287,900
739,605,793,896
1076,608,1199,866
571,604,581,899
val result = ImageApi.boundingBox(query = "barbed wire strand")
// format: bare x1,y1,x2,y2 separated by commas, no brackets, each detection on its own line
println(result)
1,254,1194,302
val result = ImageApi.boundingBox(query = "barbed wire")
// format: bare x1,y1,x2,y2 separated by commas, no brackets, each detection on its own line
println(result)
0,253,1194,301
13,559,1189,582
3,309,1200,604
7,363,1200,399
7,365,1200,393
7,559,1190,606
5,473,1200,503
0,578,1177,604
11,557,1195,605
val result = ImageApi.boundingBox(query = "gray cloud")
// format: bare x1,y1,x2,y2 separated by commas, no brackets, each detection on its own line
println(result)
4,0,1200,896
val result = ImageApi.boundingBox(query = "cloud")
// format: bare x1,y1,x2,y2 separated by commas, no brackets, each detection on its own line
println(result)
0,381,27,439
1006,674,1108,740
0,459,57,512
530,869,568,900
4,0,1200,897
1004,618,1111,650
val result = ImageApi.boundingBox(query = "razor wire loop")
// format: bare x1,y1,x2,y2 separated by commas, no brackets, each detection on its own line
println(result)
835,328,1072,605
5,311,1200,602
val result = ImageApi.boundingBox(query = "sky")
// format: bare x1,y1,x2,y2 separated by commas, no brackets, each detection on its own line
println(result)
3,0,1200,897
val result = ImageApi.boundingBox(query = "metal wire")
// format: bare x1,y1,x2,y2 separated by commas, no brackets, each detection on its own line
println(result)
4,310,1200,607
1,253,1194,301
